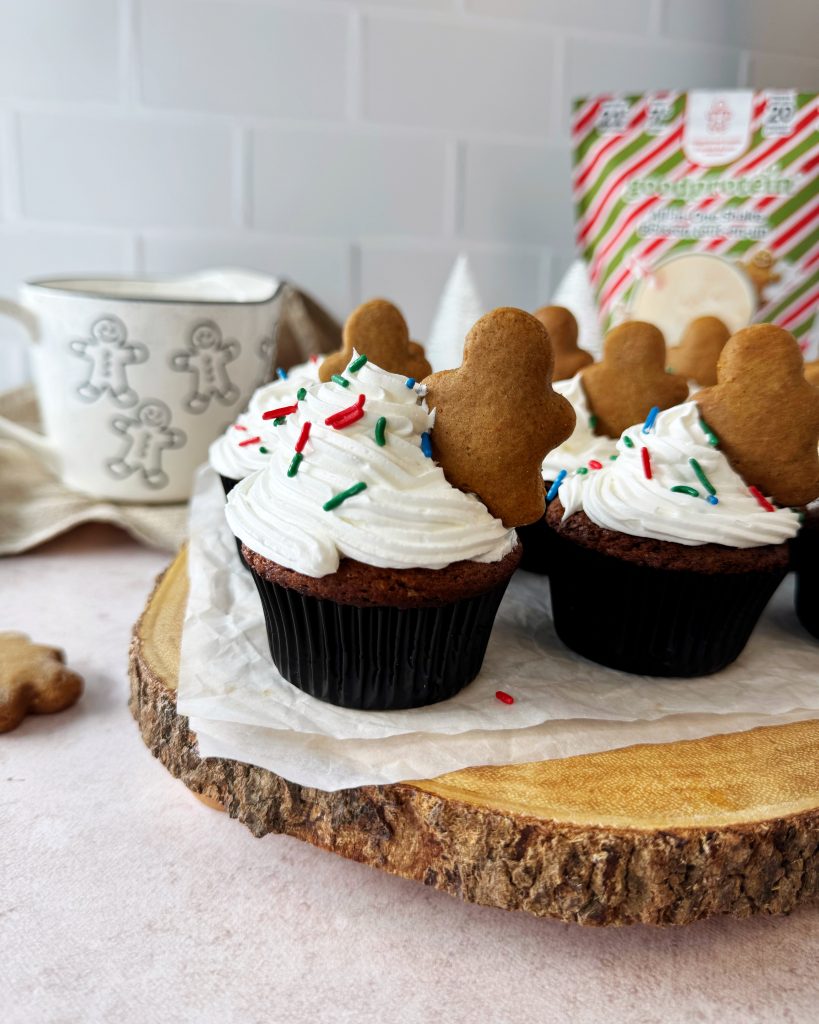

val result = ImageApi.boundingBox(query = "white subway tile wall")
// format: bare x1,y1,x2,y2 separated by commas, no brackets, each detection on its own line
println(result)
0,0,816,388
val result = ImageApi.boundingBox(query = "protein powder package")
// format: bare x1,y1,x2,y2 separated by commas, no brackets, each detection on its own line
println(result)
572,90,818,356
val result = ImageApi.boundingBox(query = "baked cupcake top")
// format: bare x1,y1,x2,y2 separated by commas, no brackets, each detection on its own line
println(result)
555,401,801,548
541,374,618,481
225,354,517,577
208,357,323,480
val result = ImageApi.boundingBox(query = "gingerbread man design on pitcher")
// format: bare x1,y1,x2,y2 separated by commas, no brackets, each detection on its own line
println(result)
106,400,186,490
170,321,240,414
70,315,148,407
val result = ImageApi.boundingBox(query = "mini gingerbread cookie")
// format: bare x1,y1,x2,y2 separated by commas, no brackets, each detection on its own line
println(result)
666,316,731,387
0,632,83,733
580,321,688,438
423,308,575,526
319,300,432,383
740,250,781,302
697,324,819,507
533,306,594,381
804,359,819,388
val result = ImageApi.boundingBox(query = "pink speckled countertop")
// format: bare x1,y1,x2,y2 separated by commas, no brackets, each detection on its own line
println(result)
2,524,817,1024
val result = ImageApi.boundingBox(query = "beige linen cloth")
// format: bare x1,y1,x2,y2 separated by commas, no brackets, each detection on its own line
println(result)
0,285,342,555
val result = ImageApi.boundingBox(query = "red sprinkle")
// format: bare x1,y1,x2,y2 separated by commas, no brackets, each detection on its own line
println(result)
325,393,366,429
295,421,312,453
588,459,603,470
238,435,261,447
641,446,652,480
262,404,298,421
749,485,776,512
310,354,318,364
495,690,514,705
233,424,248,431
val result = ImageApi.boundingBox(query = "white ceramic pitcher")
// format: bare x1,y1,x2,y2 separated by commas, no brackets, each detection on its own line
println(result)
0,268,283,503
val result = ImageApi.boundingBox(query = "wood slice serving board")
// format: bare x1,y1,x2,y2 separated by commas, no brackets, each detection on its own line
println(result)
129,549,819,927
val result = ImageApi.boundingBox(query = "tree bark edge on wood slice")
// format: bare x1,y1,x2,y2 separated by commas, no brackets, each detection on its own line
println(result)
128,553,819,927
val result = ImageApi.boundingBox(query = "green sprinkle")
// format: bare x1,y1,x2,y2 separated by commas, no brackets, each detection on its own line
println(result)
374,416,387,447
287,452,303,477
699,417,719,447
349,353,368,373
609,454,618,461
331,374,350,388
689,457,716,496
666,366,674,374
273,416,286,426
323,481,367,512
623,435,635,449
259,446,269,454
576,467,588,475
588,414,598,430
296,387,307,401
671,485,700,498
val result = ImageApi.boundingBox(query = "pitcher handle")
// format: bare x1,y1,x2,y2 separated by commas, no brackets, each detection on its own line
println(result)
0,297,60,470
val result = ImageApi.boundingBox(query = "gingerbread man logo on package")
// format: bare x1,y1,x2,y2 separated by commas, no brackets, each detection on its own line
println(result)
423,308,576,526
170,321,240,414
697,324,819,507
106,399,186,490
319,299,432,382
70,315,148,407
580,321,689,438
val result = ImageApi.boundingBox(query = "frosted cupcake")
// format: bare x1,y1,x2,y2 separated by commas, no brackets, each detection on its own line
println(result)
226,354,521,709
546,401,801,676
208,356,323,494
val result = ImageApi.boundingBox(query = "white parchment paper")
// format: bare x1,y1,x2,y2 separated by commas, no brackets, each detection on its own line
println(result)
176,467,819,790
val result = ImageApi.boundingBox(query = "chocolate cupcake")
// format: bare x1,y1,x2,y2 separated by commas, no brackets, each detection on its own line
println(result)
546,401,801,676
794,503,819,640
226,354,521,709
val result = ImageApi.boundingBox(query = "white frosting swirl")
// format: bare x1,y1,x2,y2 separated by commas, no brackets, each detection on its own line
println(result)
225,357,517,577
557,401,801,548
208,358,323,480
541,373,618,480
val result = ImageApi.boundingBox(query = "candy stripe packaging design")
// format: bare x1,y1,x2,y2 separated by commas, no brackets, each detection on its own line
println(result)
573,91,819,352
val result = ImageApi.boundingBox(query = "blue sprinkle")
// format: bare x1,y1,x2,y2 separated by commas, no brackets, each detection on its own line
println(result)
405,377,416,389
276,367,288,380
420,431,433,458
546,469,567,502
706,494,719,505
641,405,660,434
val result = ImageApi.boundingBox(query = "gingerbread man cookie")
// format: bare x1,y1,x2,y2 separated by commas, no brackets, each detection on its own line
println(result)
422,308,575,526
804,359,819,388
319,300,432,382
580,321,688,438
740,250,781,303
697,324,819,508
666,316,730,387
0,632,83,733
533,306,593,381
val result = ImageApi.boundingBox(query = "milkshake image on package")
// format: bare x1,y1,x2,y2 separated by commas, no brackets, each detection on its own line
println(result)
572,90,818,356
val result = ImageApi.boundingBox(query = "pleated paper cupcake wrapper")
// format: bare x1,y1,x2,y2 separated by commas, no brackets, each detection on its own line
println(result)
548,531,788,677
218,474,250,569
794,524,819,640
516,481,558,576
248,568,512,710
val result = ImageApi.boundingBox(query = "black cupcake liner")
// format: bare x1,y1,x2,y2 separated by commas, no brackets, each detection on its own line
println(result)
794,520,819,640
218,473,250,570
548,530,788,677
515,481,554,575
247,568,513,710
